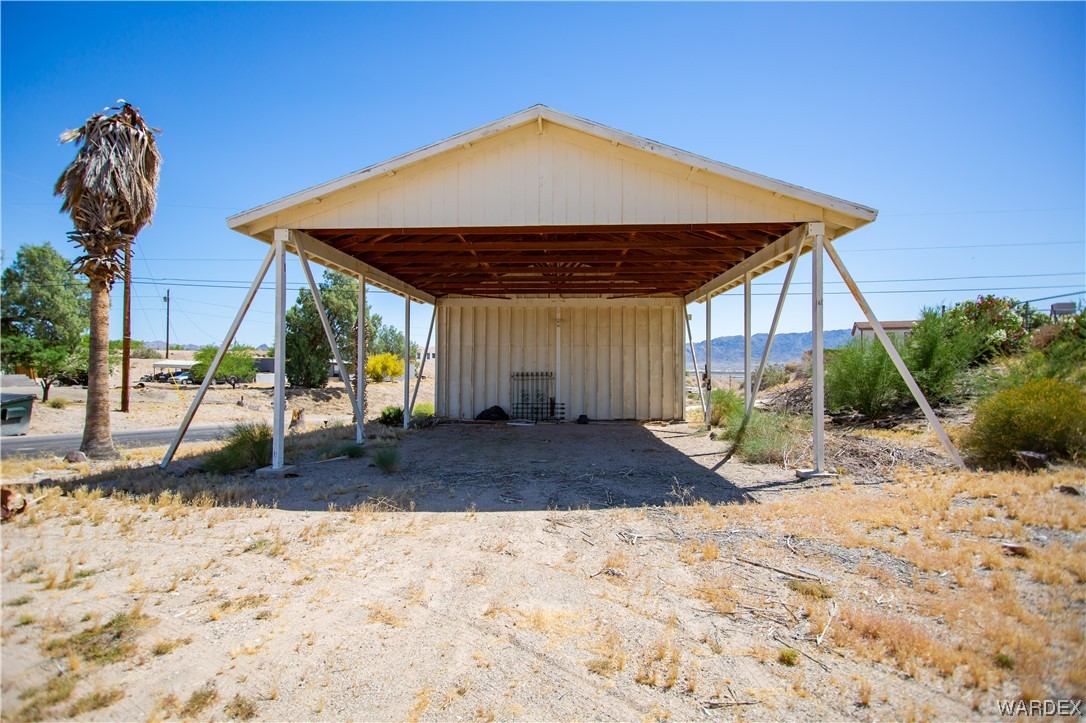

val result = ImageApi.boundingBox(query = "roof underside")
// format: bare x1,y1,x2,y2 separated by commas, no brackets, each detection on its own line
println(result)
304,222,800,298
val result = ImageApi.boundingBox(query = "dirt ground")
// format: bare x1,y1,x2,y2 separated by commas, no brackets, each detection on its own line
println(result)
2,418,1083,721
20,375,431,437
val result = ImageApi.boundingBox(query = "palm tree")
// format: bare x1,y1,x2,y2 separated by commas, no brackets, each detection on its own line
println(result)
54,101,161,458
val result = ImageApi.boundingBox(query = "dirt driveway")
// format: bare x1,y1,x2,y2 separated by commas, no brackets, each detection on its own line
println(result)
2,422,1081,722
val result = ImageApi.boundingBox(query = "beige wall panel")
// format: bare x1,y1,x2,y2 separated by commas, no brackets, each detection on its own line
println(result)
436,301,683,420
286,121,828,232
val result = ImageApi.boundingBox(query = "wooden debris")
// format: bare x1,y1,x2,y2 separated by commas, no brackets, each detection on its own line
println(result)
736,555,819,580
817,600,839,646
1057,485,1082,496
1001,542,1031,558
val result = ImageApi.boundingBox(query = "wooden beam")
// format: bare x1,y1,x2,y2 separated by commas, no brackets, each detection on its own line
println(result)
291,231,435,303
685,224,816,303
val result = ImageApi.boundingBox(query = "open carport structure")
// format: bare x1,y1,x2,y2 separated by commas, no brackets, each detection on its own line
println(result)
160,105,963,474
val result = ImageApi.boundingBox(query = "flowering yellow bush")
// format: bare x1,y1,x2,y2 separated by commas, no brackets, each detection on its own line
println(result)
365,352,404,382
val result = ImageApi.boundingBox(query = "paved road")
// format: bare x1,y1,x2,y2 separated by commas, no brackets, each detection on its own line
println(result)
0,424,232,459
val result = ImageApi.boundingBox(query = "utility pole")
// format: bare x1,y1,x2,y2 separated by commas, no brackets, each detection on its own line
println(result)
163,289,171,359
121,244,132,412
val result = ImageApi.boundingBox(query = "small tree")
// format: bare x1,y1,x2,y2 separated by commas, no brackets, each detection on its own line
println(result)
1,242,89,348
190,344,257,388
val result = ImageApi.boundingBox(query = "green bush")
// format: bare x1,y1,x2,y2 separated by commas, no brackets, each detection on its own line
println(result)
203,423,273,474
902,308,980,403
372,446,401,473
965,379,1086,466
825,339,905,418
366,352,404,383
1035,311,1086,386
758,364,791,391
46,398,69,409
710,389,810,464
412,402,435,417
709,388,743,427
378,405,404,427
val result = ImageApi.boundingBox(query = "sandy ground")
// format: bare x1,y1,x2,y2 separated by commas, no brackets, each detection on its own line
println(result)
18,373,432,437
1,420,1083,721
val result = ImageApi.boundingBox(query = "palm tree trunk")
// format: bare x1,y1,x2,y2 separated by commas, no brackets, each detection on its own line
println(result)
81,278,117,458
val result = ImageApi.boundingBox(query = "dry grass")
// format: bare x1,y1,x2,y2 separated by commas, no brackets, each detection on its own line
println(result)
685,466,1086,696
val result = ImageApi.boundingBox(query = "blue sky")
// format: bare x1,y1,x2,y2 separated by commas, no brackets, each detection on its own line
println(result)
2,2,1083,349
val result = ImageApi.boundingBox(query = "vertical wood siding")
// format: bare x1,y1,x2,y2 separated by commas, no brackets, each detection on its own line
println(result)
291,123,824,230
436,301,684,421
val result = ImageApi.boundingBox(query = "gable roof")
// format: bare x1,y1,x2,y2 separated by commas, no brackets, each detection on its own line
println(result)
229,105,876,235
227,106,877,301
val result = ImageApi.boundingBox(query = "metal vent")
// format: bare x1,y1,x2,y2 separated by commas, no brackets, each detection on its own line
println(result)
510,372,565,421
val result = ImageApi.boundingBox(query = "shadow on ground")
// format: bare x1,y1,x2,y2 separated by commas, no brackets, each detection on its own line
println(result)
59,422,808,513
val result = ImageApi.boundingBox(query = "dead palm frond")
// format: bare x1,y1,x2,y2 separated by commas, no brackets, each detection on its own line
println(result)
54,100,161,284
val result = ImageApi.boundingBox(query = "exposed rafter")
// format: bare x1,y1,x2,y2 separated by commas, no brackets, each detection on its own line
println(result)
303,223,800,298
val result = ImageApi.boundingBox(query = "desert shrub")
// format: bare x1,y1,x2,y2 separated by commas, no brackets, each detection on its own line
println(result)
709,388,743,427
825,339,905,418
203,423,273,473
964,378,1086,466
372,446,401,473
758,364,791,391
46,398,69,409
412,401,435,417
712,393,809,464
378,405,404,427
1035,311,1086,385
366,352,404,383
902,308,980,403
945,295,1032,363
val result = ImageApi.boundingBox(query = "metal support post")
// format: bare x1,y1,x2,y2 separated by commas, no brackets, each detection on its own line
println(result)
746,230,804,418
705,294,712,429
160,246,275,468
403,296,411,430
799,227,830,478
743,272,752,405
555,308,562,417
298,245,364,442
685,311,709,423
357,276,366,443
823,239,966,468
410,305,436,415
272,231,287,469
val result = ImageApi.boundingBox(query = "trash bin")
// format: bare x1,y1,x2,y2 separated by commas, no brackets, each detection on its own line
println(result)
0,393,36,436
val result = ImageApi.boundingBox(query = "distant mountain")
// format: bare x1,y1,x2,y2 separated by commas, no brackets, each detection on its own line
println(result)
145,341,202,351
686,329,852,370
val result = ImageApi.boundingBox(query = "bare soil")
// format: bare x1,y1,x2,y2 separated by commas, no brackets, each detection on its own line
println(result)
2,419,1082,721
22,376,431,437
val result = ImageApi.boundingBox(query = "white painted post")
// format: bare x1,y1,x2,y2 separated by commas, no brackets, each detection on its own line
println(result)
746,230,805,417
810,227,826,475
823,240,966,468
555,308,562,419
160,246,275,468
743,272,752,405
272,230,288,470
705,293,712,429
403,296,411,431
410,305,436,415
685,311,709,423
297,247,364,441
357,276,366,443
